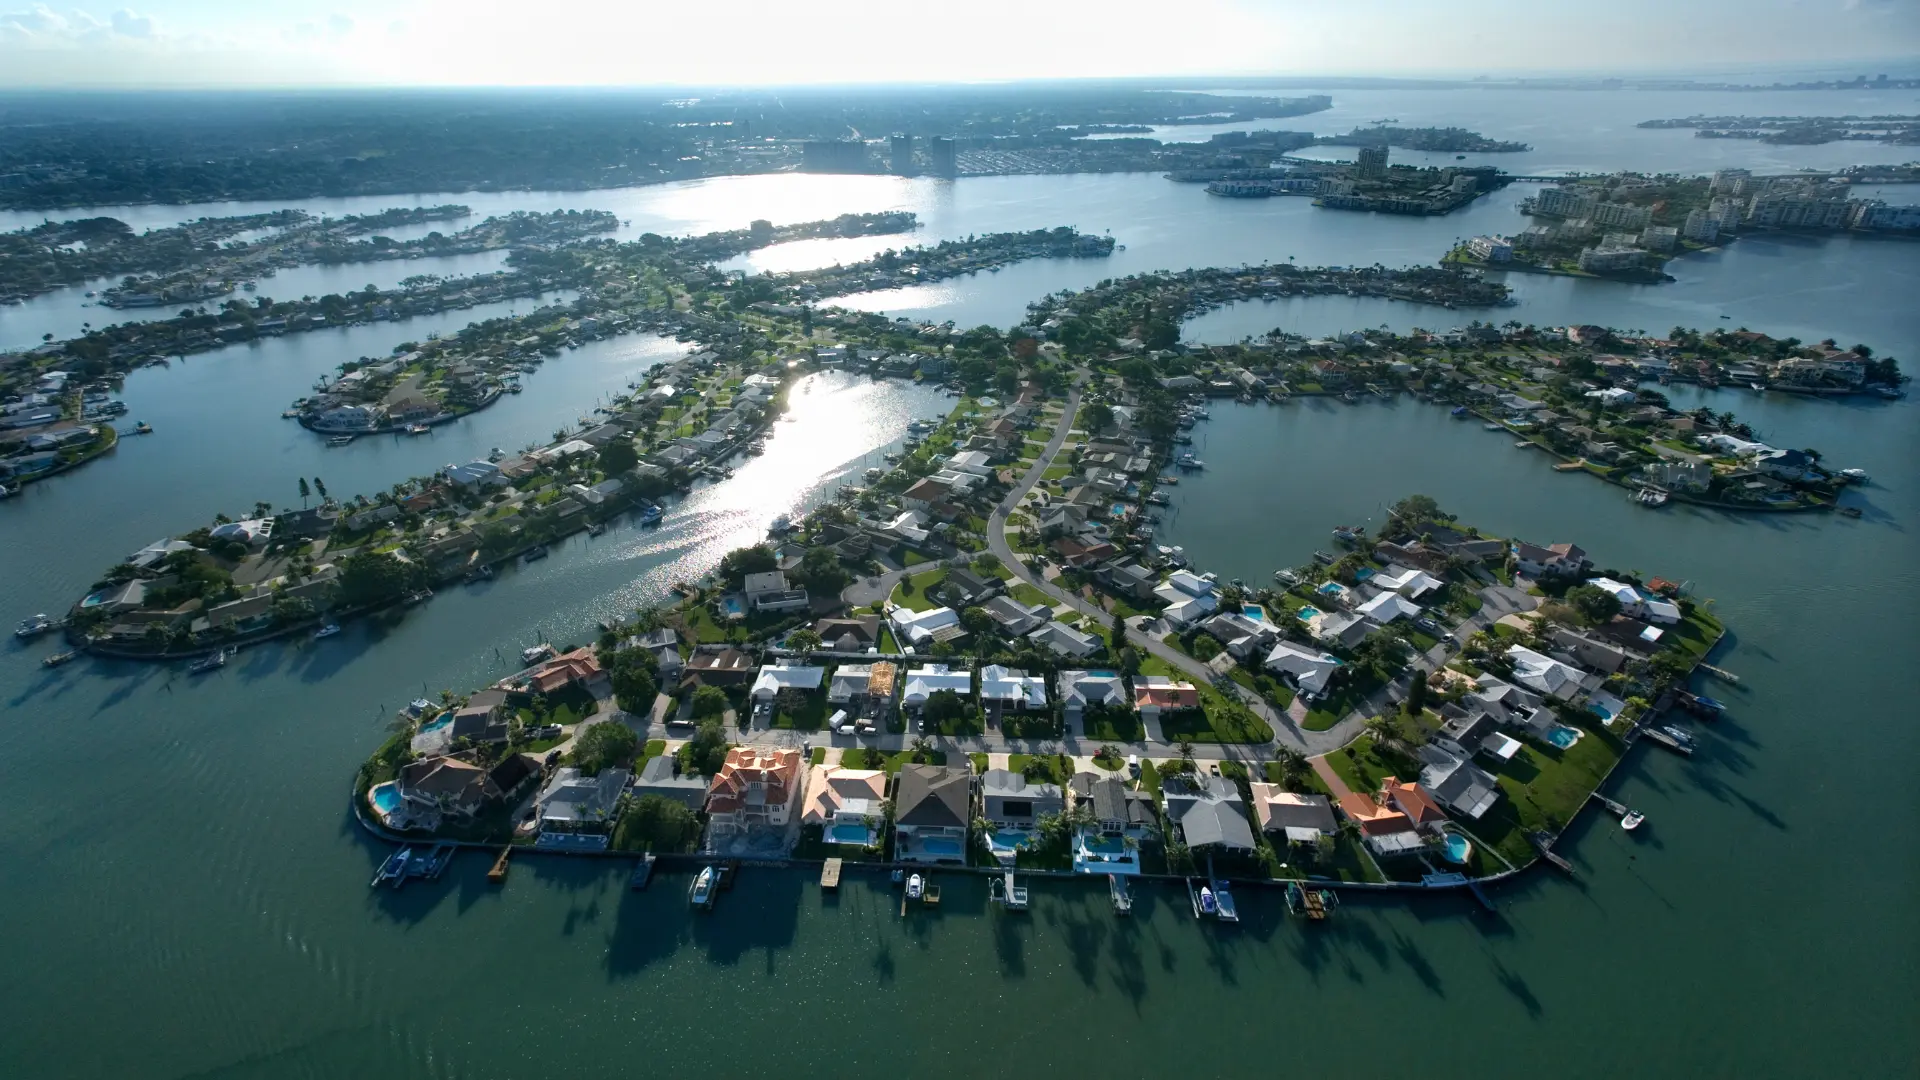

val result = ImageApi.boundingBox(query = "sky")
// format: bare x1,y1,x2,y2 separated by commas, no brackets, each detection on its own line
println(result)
0,0,1915,88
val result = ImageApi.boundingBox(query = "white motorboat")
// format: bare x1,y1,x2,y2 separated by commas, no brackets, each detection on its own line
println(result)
313,623,341,640
15,613,53,638
906,874,925,900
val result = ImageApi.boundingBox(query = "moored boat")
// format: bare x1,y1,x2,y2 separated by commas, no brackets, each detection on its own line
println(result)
15,613,53,638
42,651,77,668
689,866,717,909
312,623,341,640
1621,810,1645,831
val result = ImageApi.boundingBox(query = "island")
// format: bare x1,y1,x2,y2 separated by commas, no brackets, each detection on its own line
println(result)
1638,114,1920,145
1314,125,1531,153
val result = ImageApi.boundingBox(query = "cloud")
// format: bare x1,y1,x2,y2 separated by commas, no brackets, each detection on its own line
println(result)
0,5,159,46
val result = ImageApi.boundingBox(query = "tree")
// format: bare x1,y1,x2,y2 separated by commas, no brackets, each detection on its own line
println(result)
1405,667,1429,717
616,794,699,852
336,551,413,607
1111,612,1126,647
690,685,729,720
312,477,328,501
921,690,969,730
1564,583,1623,626
606,652,658,714
1389,494,1442,526
1080,401,1115,433
597,439,639,476
298,477,310,507
1177,740,1197,767
1364,714,1399,751
786,629,822,654
681,719,730,775
959,606,994,636
717,544,777,585
572,721,638,775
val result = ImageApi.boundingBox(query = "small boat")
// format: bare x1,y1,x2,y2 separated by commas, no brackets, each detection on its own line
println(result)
1198,886,1218,916
1751,382,1765,392
635,503,663,525
133,422,153,434
1213,884,1240,923
488,447,505,462
404,588,433,605
1839,506,1862,518
465,564,495,584
327,435,355,447
1870,385,1903,399
1657,724,1696,750
187,649,229,675
1176,454,1205,470
586,522,606,537
406,423,431,436
1274,568,1299,585
15,614,53,638
1483,422,1502,431
42,651,77,668
689,866,717,909
906,873,925,901
1450,406,1470,417
629,853,656,890
1332,525,1363,543
312,623,341,640
1620,810,1645,831
1839,468,1869,483
523,545,549,563
0,482,17,499
372,848,411,888
1631,488,1669,507
521,643,556,665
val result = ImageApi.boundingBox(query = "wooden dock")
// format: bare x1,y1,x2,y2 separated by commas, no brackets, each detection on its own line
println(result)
820,857,842,891
487,846,511,884
1641,727,1694,756
1699,664,1740,684
1529,832,1574,875
1588,792,1628,817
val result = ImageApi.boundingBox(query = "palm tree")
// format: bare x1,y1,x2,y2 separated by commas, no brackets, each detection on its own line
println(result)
1177,740,1196,768
1364,715,1398,751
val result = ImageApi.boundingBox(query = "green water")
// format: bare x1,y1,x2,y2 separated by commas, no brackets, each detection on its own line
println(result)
1,159,1916,1076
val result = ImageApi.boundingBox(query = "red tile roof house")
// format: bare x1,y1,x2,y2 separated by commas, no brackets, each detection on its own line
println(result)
704,747,804,843
1133,676,1200,724
527,647,604,695
1335,775,1448,859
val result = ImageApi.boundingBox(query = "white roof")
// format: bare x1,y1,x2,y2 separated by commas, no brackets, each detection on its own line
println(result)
1505,645,1584,700
1373,565,1443,599
443,459,503,485
1643,598,1682,624
901,664,973,704
1163,570,1214,597
889,605,959,645
1356,591,1422,623
538,439,597,460
1028,620,1099,656
1058,670,1126,707
979,665,1047,707
1587,576,1644,607
751,664,826,697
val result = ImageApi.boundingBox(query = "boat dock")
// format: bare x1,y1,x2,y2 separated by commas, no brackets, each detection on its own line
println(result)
1212,882,1239,924
1286,880,1338,920
370,843,454,889
990,870,1029,911
1699,664,1741,684
820,857,842,891
1108,874,1132,915
487,846,511,884
628,853,655,890
1529,832,1575,875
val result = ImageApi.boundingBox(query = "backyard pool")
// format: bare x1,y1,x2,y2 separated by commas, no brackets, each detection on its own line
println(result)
1296,606,1322,622
369,782,402,816
918,837,964,858
986,830,1034,857
417,713,452,734
1241,604,1269,623
1546,724,1584,750
720,595,746,618
1443,833,1473,864
1317,582,1349,598
826,822,873,846
1109,503,1129,520
1079,835,1127,856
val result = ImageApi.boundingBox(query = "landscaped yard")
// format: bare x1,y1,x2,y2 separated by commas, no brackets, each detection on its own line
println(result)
889,567,950,612
1009,582,1053,608
839,747,949,773
1005,753,1072,785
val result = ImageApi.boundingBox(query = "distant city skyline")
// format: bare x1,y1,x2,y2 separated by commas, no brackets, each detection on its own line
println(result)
0,0,1915,88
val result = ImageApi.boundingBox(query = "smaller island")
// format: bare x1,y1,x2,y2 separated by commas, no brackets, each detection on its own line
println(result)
1638,114,1920,145
1315,125,1531,153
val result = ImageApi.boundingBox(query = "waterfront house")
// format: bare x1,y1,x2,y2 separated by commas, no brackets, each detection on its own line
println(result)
1585,577,1680,624
1264,640,1343,698
1068,772,1155,875
1027,620,1100,658
628,628,683,676
1133,675,1199,723
535,766,631,833
1336,789,1427,857
1057,670,1127,727
525,648,604,695
1471,676,1558,738
443,460,509,487
743,570,810,613
1308,610,1376,650
980,769,1064,862
1511,541,1591,579
1161,775,1256,854
1415,745,1501,820
395,755,494,822
1380,777,1450,834
800,765,888,848
900,478,953,512
750,663,826,710
1370,564,1444,600
705,747,804,841
1505,645,1589,701
982,595,1050,637
978,665,1048,715
1247,785,1338,844
1546,626,1631,674
630,755,708,811
893,763,974,865
901,663,973,710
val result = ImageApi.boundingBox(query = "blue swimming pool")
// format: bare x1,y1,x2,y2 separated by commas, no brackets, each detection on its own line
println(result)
369,782,401,815
827,822,873,845
1317,582,1347,596
1296,605,1321,621
1353,567,1375,582
1443,834,1472,864
918,837,964,857
720,595,746,618
1546,724,1584,749
1110,503,1128,519
1088,669,1118,678
988,830,1034,854
1241,604,1269,622
1079,835,1127,856
418,713,451,734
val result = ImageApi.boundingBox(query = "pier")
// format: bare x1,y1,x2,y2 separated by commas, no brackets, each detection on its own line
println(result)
487,846,511,884
628,853,655,890
820,857,842,891
1640,727,1695,756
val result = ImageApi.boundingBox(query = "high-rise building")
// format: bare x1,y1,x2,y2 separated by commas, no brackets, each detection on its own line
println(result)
1682,208,1719,243
889,134,914,175
1533,187,1598,219
927,136,957,178
1356,145,1389,178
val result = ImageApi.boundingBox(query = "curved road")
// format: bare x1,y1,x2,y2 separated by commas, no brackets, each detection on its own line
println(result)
983,377,1367,758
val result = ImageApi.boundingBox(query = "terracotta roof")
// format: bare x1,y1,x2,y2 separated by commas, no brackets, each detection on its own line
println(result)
1337,791,1414,835
531,647,602,694
1134,683,1200,710
1382,777,1448,825
705,747,802,816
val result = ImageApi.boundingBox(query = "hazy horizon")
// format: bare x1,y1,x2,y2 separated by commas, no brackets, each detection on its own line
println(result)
0,0,1915,89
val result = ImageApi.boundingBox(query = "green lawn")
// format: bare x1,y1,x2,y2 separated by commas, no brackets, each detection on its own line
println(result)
1010,582,1052,607
968,752,988,773
1041,464,1072,481
1668,607,1724,663
889,568,949,612
839,747,949,774
1006,753,1073,785
809,747,827,765
772,694,829,731
1158,702,1273,745
1463,717,1624,866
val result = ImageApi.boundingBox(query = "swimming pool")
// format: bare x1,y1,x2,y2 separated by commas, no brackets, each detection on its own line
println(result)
417,713,451,734
1353,567,1375,582
1443,834,1472,864
1110,503,1128,519
987,830,1034,855
1088,670,1118,679
1546,724,1584,749
369,782,402,816
1078,834,1127,856
1241,604,1269,623
827,822,874,846
1296,605,1321,621
917,837,964,857
720,595,746,618
1317,582,1348,597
